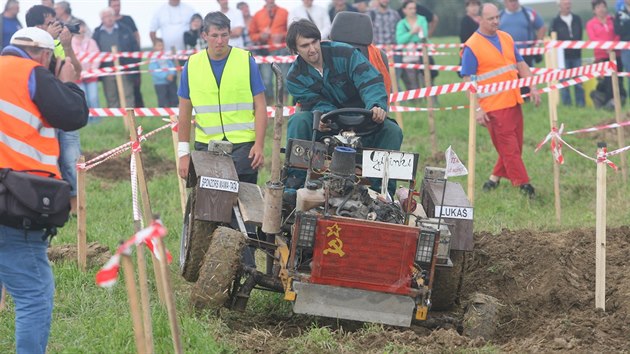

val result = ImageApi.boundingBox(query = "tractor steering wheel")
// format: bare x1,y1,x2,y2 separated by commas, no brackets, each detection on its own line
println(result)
320,108,383,137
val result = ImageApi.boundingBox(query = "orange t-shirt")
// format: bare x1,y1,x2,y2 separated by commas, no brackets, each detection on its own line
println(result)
249,5,288,50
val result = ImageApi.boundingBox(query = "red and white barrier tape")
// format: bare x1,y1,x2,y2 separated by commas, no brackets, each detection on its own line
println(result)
77,122,173,171
564,120,630,135
95,220,170,288
547,40,630,50
536,125,619,170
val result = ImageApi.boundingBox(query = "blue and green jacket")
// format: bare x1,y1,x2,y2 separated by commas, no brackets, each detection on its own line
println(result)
287,41,388,113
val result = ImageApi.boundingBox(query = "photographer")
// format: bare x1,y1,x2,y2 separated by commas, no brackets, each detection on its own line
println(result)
0,27,88,354
26,4,83,213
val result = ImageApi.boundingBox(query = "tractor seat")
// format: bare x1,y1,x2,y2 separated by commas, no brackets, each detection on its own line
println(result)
329,11,389,86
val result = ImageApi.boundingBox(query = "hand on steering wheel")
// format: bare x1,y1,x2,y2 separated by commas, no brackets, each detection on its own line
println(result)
320,108,384,137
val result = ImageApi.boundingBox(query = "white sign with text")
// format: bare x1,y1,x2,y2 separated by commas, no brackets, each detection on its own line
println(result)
434,205,474,220
361,150,416,180
199,176,239,193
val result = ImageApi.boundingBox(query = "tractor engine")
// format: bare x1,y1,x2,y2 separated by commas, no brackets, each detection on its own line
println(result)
295,146,405,224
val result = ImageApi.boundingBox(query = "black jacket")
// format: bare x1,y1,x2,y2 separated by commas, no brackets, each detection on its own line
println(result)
92,23,139,68
614,7,630,41
549,13,582,59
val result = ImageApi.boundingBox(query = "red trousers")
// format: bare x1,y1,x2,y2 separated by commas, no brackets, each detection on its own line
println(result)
486,105,530,186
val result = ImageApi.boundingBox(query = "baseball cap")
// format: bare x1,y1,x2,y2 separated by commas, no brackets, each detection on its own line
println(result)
10,27,55,50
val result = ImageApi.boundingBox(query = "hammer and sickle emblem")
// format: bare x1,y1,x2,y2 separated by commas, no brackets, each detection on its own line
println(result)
323,238,345,257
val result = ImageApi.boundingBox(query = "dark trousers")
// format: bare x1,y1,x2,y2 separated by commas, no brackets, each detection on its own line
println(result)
154,82,178,108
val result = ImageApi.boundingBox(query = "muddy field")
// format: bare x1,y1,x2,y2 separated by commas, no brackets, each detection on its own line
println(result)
219,227,630,353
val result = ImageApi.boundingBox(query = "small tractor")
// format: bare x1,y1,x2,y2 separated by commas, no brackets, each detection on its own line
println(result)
179,58,473,326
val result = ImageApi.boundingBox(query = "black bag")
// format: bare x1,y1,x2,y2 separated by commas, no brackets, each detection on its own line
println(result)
0,168,71,228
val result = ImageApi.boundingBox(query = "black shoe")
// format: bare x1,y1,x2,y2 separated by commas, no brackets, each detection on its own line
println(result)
482,179,499,192
520,184,535,198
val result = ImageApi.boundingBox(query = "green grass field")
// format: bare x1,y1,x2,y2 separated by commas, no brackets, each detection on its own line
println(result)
1,37,629,352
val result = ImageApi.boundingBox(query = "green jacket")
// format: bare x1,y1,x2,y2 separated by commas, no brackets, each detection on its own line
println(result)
287,41,388,113
395,15,429,45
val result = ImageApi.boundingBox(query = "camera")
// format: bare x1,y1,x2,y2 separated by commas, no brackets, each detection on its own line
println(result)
56,21,80,34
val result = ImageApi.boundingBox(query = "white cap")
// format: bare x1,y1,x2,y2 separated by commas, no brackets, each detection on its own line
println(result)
10,27,55,51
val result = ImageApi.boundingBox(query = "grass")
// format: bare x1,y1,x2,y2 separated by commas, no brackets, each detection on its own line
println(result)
1,36,629,352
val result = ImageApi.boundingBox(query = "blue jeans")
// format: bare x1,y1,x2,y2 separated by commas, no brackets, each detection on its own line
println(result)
77,81,102,124
0,225,54,354
57,130,81,196
560,58,585,107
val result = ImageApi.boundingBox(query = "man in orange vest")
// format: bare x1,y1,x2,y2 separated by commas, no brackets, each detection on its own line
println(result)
460,3,540,198
0,27,87,353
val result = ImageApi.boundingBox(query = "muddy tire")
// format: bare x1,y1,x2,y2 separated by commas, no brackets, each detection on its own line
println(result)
191,227,246,310
431,250,466,311
462,293,501,340
180,190,218,282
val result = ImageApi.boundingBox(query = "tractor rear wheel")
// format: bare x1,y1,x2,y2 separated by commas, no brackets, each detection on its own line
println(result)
180,189,217,282
430,250,466,311
191,227,246,310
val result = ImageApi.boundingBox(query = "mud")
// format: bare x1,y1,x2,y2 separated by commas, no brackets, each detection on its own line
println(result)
85,146,175,181
48,242,111,267
217,227,630,353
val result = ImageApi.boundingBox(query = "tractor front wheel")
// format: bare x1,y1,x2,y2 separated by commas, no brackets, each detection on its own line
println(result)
180,189,218,282
191,227,246,310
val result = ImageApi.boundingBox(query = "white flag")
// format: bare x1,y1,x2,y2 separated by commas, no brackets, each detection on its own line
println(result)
445,146,468,178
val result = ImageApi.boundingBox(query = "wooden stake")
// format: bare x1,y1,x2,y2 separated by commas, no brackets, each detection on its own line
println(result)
76,155,87,271
545,33,562,224
595,142,607,311
170,115,187,214
111,46,128,108
125,109,182,353
388,45,404,128
133,222,154,354
609,51,628,183
467,91,476,206
123,110,166,304
120,252,147,354
422,43,438,158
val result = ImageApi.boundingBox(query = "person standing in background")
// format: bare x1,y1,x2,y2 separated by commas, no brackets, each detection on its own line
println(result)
615,0,630,99
354,0,371,14
397,1,439,38
93,7,138,108
289,0,331,39
218,0,245,48
550,0,584,107
249,0,288,101
150,0,196,51
150,38,178,107
499,0,546,99
461,3,540,198
109,0,143,107
588,0,624,109
396,0,429,92
53,1,77,25
1,0,22,50
329,0,357,23
71,19,101,115
460,0,480,43
40,0,53,8
184,13,204,49
237,1,253,48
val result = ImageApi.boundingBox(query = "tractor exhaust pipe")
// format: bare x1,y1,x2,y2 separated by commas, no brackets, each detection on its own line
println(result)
262,63,284,235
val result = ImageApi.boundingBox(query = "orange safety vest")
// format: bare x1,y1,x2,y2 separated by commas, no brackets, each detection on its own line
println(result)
0,55,61,178
463,31,523,113
367,44,392,102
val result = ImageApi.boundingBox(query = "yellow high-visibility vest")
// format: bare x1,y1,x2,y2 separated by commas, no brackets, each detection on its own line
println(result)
188,47,255,144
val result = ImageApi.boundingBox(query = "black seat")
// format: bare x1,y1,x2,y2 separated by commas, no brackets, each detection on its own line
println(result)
329,11,389,73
